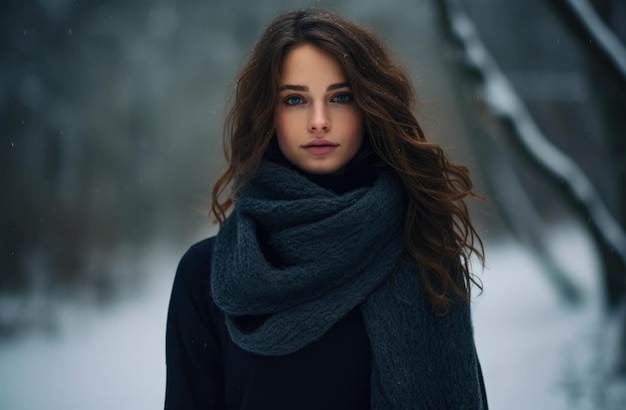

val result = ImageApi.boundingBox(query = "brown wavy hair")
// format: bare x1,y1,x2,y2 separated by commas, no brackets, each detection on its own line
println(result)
211,9,484,312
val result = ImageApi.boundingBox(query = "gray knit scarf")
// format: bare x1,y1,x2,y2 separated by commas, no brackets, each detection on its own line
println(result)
211,163,486,409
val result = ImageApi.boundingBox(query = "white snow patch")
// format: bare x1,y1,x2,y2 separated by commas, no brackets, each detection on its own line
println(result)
0,243,178,410
473,221,604,410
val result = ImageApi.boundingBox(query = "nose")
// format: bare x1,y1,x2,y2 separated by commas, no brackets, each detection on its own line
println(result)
308,103,330,133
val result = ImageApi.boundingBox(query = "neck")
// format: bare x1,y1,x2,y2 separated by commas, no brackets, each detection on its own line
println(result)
305,169,375,195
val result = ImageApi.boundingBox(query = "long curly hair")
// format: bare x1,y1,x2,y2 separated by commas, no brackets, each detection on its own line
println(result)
211,9,484,312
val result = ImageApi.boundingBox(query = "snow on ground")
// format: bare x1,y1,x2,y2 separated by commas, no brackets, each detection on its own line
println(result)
0,243,178,410
474,222,605,410
0,222,606,409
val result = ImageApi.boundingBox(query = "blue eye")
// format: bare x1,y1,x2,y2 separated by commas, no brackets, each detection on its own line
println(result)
333,94,352,103
285,96,304,105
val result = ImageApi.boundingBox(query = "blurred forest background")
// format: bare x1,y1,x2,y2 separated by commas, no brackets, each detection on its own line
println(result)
1,0,625,408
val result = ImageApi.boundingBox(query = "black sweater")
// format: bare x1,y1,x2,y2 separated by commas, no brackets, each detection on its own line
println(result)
165,171,376,409
165,237,372,409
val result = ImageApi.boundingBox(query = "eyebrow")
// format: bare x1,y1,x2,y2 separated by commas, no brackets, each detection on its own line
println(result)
278,82,350,92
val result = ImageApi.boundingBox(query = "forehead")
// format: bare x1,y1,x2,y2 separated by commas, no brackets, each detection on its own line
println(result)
280,44,346,84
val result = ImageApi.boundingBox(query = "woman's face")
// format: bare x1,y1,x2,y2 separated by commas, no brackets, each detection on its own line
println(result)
274,44,364,175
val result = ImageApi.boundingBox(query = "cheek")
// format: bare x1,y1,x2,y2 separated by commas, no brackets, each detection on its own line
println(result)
275,131,288,152
274,109,297,139
274,121,291,147
273,111,287,144
347,111,365,145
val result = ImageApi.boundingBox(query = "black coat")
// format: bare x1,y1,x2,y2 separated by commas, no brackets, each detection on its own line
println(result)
165,237,372,409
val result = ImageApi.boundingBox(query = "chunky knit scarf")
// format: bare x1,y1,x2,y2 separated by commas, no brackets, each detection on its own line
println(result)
211,163,486,409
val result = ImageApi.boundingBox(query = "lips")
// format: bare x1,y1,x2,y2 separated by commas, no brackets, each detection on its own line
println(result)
302,139,338,155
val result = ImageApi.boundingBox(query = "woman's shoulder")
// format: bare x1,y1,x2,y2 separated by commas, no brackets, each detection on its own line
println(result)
187,236,216,255
179,236,216,266
173,236,217,292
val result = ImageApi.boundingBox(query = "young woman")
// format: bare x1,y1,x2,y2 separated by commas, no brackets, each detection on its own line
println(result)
165,9,487,409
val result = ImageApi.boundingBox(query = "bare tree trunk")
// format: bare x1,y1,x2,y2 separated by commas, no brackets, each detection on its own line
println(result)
436,0,626,378
549,0,626,374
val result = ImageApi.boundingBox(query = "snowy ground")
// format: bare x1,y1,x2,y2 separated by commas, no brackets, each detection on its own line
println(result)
0,222,614,409
0,244,177,410
473,223,607,410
